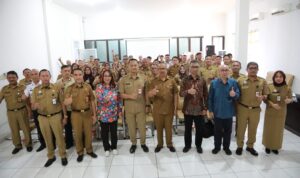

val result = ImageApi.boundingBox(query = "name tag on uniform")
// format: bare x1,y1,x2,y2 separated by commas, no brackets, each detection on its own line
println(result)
277,95,281,101
125,82,131,86
52,98,57,105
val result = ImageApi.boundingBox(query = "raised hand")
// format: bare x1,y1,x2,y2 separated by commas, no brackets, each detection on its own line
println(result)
188,84,196,95
229,87,236,97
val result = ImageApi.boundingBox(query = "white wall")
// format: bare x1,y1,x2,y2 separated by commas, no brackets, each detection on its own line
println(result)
127,38,169,59
249,0,300,94
0,0,50,140
83,9,227,56
0,0,84,141
45,1,84,79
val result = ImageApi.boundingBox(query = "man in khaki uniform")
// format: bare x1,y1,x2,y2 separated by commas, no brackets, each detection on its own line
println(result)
167,57,180,78
195,52,205,68
181,54,190,74
147,63,178,153
31,69,68,167
119,59,149,153
230,61,246,136
236,62,269,156
199,56,218,86
64,69,97,162
230,61,246,80
139,58,152,80
223,55,233,69
0,71,32,154
19,68,32,86
56,65,75,149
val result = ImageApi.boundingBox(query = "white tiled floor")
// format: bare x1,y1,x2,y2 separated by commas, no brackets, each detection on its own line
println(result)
0,113,300,178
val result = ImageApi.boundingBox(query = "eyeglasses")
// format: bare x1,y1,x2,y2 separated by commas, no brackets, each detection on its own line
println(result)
191,66,199,68
158,68,166,70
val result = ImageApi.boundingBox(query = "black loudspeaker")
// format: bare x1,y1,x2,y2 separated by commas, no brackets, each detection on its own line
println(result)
206,45,215,56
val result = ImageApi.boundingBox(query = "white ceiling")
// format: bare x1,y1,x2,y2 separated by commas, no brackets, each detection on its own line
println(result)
52,0,236,17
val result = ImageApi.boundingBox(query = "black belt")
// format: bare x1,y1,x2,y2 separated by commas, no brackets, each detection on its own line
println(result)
72,108,90,113
239,102,260,109
7,106,26,112
38,111,62,117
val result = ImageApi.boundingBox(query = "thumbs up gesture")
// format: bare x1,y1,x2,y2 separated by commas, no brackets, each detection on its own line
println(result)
285,96,293,104
188,84,196,95
64,95,73,105
149,86,159,97
229,87,236,97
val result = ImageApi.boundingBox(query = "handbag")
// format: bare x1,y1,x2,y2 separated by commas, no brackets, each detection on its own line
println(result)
202,118,214,138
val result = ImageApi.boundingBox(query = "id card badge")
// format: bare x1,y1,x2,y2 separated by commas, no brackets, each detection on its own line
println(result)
52,98,57,105
277,95,281,102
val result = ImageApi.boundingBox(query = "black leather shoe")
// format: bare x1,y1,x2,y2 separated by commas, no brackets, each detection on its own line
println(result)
246,147,258,156
26,146,33,152
36,145,46,152
168,146,176,152
141,145,149,153
183,147,191,153
44,157,56,167
224,149,232,155
272,150,279,155
87,152,98,158
154,146,162,153
265,148,271,154
212,148,220,154
129,145,137,153
12,148,22,154
197,147,203,154
77,155,83,162
61,158,68,166
236,147,243,155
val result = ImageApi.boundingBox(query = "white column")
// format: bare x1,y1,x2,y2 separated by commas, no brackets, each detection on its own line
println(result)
235,0,250,73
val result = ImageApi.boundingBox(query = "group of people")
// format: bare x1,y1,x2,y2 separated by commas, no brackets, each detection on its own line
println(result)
0,52,293,168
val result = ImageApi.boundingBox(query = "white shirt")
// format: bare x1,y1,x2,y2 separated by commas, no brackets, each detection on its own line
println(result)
24,81,41,97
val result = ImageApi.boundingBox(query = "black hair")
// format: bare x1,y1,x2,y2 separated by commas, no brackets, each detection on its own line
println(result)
39,69,51,76
73,68,83,73
129,58,138,63
61,65,71,70
22,68,31,74
273,70,287,87
7,71,18,78
190,60,199,65
172,56,179,60
196,52,202,56
232,60,241,66
247,62,259,69
223,54,230,58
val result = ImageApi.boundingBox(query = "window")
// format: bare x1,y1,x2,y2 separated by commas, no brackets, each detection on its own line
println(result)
212,36,225,55
84,39,127,62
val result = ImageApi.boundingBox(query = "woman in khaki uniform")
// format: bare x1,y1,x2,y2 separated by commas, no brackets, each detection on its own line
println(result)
263,71,293,154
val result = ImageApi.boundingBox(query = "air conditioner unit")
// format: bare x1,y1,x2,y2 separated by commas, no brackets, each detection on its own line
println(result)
249,12,264,21
270,3,292,15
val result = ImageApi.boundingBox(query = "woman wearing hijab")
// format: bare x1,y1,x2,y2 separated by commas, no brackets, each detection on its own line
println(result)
262,70,293,154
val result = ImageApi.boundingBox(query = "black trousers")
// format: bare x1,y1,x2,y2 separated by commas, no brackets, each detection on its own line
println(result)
64,111,74,147
100,121,118,151
214,117,233,150
32,110,45,147
184,115,204,148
